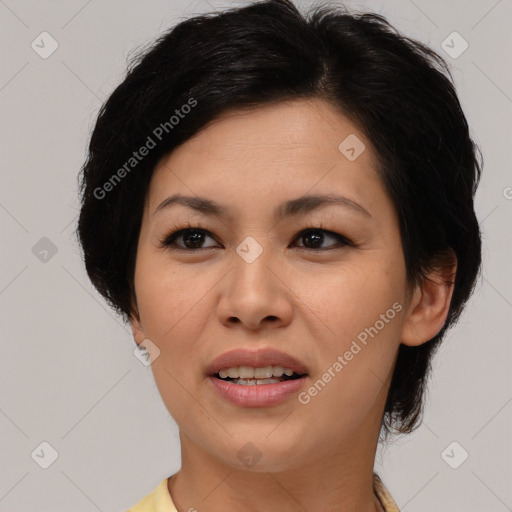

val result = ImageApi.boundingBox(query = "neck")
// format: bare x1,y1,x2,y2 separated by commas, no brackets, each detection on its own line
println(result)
169,419,385,512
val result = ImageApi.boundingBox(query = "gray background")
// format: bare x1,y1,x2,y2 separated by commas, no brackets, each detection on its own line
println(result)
0,0,510,511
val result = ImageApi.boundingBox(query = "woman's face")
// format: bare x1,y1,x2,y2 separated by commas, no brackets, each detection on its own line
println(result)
131,98,413,472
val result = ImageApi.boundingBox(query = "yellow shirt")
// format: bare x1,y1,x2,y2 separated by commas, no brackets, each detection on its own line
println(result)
126,472,400,511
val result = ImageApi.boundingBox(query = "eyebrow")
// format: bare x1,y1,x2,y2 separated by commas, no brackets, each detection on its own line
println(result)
153,193,372,219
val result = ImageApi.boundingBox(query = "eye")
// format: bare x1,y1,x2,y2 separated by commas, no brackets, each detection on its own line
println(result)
159,224,217,250
293,227,352,251
159,223,353,251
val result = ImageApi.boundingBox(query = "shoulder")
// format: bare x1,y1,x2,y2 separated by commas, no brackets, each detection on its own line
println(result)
373,472,401,512
126,477,177,512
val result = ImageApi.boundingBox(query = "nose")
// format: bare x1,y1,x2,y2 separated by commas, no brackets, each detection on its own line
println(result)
217,246,293,332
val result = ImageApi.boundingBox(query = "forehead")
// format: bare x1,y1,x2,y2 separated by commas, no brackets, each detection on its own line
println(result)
147,98,385,218
163,98,374,163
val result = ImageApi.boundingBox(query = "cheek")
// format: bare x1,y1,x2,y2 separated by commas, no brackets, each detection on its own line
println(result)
299,256,406,338
297,257,406,402
296,269,404,435
134,256,213,363
134,259,214,421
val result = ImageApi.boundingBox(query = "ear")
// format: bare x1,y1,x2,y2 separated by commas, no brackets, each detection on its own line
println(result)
129,298,146,346
401,249,457,347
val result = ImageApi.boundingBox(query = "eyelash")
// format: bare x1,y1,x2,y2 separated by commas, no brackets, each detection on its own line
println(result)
158,221,354,252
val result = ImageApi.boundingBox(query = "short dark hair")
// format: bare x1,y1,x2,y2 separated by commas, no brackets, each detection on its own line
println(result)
76,0,482,439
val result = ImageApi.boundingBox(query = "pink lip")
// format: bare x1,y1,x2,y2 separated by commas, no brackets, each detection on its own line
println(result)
207,375,308,407
205,347,309,376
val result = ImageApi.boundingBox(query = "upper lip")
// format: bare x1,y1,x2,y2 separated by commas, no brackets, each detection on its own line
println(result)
206,347,309,376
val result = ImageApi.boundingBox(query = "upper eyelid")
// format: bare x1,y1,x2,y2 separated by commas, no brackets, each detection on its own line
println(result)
165,226,341,239
161,225,351,248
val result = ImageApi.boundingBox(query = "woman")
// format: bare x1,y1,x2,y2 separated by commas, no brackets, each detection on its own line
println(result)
76,0,482,510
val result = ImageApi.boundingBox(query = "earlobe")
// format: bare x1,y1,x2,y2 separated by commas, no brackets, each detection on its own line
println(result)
401,250,457,347
129,311,146,346
129,294,146,345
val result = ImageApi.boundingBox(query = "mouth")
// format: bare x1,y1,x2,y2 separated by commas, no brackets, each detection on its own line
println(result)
205,348,310,407
213,365,307,385
205,347,309,382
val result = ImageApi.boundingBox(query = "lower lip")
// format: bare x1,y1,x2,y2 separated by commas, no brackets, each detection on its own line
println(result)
207,375,308,407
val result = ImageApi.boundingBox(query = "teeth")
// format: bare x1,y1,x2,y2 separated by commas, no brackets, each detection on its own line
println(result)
227,367,239,378
233,378,281,385
272,366,284,377
254,366,273,379
239,365,255,378
217,365,298,379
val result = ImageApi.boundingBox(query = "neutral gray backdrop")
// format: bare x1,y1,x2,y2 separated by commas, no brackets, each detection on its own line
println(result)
0,0,510,511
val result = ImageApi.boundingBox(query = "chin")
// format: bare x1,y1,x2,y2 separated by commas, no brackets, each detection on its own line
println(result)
213,433,306,473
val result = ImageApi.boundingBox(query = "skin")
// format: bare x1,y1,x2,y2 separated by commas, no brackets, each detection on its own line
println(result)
130,98,455,512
